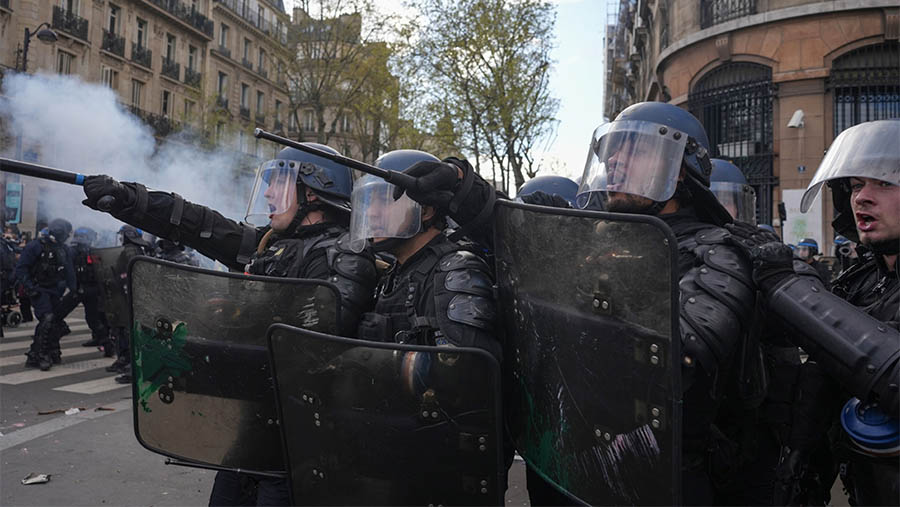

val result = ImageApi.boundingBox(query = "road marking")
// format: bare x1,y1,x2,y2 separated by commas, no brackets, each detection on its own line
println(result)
2,323,90,339
0,358,113,385
0,346,104,367
54,376,129,394
0,399,132,451
0,333,91,353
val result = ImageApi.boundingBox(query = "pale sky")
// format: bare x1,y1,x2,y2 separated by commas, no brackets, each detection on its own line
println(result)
284,0,606,181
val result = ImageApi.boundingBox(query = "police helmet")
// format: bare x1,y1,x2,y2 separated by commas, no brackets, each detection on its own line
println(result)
48,219,72,243
517,175,579,207
73,227,98,246
118,225,150,247
798,237,819,256
710,159,756,223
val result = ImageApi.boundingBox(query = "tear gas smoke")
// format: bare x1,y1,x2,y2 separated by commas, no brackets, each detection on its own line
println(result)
1,73,275,246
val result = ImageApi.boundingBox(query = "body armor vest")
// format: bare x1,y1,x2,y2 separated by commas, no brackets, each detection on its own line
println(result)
72,244,97,285
33,239,68,288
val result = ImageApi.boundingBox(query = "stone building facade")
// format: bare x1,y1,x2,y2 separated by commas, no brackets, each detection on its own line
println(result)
605,0,899,251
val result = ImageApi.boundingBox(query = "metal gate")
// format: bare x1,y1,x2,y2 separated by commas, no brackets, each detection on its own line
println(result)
689,62,777,225
828,41,900,138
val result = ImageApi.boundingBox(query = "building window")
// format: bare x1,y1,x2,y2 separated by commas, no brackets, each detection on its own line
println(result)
241,84,249,108
108,4,120,34
184,99,195,121
131,79,144,108
136,18,147,48
243,38,251,61
217,72,228,95
258,48,265,70
289,111,298,131
58,0,80,15
188,45,198,71
161,90,171,116
303,110,314,131
256,91,264,114
101,66,118,89
166,34,176,61
219,23,229,49
56,51,74,74
828,41,900,137
274,100,282,122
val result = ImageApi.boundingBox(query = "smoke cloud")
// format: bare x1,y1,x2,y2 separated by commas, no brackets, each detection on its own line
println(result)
1,73,272,246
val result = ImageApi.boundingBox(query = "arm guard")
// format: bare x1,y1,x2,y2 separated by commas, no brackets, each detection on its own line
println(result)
768,275,900,414
110,183,261,270
679,228,756,391
442,158,504,251
324,234,377,337
433,249,501,360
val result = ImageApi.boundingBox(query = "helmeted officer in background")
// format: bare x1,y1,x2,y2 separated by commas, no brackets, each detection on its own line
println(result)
15,219,76,371
710,158,757,224
51,227,114,355
351,149,500,359
515,174,579,207
794,237,832,284
80,144,377,507
105,225,152,382
155,237,199,266
832,234,859,277
391,102,772,505
736,119,899,506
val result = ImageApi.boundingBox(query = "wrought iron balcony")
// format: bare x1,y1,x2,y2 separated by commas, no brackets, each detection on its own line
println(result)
52,6,89,41
161,56,180,80
241,58,253,70
101,30,126,58
184,67,202,88
145,0,214,38
240,106,250,119
131,44,152,69
215,95,229,110
214,0,285,43
255,113,266,125
130,106,178,138
700,0,756,28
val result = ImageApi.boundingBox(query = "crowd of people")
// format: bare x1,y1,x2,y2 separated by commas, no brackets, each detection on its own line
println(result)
2,107,895,506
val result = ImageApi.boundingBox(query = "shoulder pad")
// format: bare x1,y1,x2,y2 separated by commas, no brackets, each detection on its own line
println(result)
700,242,754,289
324,234,377,331
436,249,490,273
694,226,732,245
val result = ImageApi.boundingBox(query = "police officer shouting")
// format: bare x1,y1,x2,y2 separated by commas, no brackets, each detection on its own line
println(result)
15,219,76,371
735,119,899,506
80,144,377,507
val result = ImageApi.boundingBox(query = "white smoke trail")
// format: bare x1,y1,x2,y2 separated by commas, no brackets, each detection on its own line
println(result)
1,73,273,244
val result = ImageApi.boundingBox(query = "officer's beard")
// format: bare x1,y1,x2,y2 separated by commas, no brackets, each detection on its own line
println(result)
372,237,406,253
605,192,659,215
865,237,900,256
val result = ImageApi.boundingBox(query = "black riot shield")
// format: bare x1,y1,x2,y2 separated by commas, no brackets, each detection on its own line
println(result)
268,325,504,506
90,246,128,328
128,257,341,474
494,200,681,505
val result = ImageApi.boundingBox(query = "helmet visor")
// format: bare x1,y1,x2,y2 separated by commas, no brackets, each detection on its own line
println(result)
244,159,300,226
801,120,900,212
349,175,422,253
711,181,757,224
576,120,689,209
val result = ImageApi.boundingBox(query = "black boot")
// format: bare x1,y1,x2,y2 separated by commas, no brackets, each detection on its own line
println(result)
106,356,128,373
82,338,102,347
115,363,132,384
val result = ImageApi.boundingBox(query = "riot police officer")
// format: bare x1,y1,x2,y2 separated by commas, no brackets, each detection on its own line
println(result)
737,119,899,506
516,174,579,207
80,144,377,507
105,225,152,382
52,227,114,355
154,238,199,266
392,102,767,505
795,237,832,283
14,219,76,370
710,158,756,224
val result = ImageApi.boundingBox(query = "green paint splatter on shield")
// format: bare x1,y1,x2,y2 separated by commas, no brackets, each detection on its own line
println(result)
133,321,193,412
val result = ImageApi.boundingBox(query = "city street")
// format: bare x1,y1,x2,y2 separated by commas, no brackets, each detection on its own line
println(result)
0,308,529,506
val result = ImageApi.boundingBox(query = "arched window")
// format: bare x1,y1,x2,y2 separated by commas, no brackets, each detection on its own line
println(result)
828,41,900,137
689,62,776,224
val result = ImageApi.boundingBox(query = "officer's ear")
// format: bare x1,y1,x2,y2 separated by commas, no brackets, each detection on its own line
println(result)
304,187,319,202
422,205,436,222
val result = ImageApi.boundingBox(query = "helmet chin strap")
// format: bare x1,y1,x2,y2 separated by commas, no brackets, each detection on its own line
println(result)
280,184,325,236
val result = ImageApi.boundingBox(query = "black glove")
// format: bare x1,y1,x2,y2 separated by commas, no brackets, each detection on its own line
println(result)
750,241,796,292
725,220,781,247
81,175,131,211
391,160,462,209
520,191,571,209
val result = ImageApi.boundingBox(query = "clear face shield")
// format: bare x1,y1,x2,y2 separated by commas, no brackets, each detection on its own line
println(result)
801,120,900,213
244,159,300,226
575,121,689,210
711,181,757,224
349,174,423,253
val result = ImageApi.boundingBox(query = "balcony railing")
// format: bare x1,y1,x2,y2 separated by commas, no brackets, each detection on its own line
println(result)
52,6,89,41
241,58,253,70
240,106,250,119
257,66,268,79
184,67,202,88
214,0,287,44
255,113,266,125
215,95,229,110
0,0,11,11
130,106,178,138
101,29,125,57
700,0,756,28
145,0,214,38
131,44,152,69
161,56,180,80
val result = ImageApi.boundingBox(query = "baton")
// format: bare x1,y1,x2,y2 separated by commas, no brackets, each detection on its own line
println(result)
253,128,419,189
0,157,116,211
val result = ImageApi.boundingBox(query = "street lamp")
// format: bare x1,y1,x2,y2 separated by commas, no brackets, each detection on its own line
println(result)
21,22,58,72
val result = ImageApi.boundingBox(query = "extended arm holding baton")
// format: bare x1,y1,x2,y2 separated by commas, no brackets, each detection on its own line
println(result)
0,157,117,211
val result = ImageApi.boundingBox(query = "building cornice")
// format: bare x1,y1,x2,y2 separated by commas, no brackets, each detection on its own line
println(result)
656,0,895,74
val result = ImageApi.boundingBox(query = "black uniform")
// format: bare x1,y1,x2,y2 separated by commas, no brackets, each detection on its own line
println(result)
54,241,112,351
